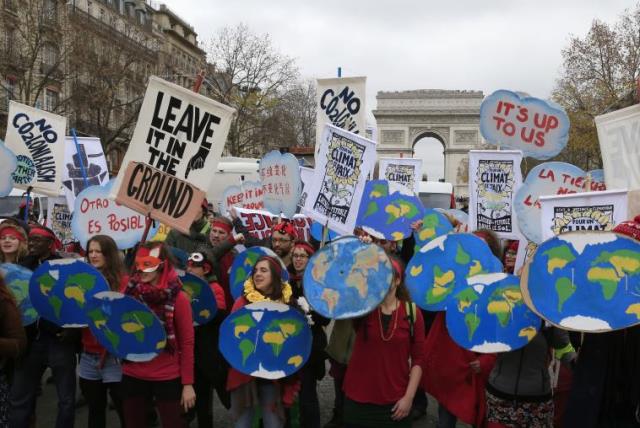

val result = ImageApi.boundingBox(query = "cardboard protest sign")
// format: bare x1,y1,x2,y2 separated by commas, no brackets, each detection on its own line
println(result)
86,291,166,362
62,137,109,211
0,142,17,197
303,237,393,319
521,232,640,332
595,104,640,190
414,209,454,249
514,162,606,244
406,233,503,312
114,162,205,234
29,259,109,327
73,180,157,249
234,207,311,242
299,166,313,207
111,75,235,199
303,124,377,236
446,273,541,353
151,223,171,242
378,158,422,193
480,90,569,159
178,272,218,326
46,197,74,245
1,263,36,326
222,181,264,214
4,101,67,196
468,150,523,239
259,151,301,218
219,301,312,379
316,77,367,149
538,189,628,242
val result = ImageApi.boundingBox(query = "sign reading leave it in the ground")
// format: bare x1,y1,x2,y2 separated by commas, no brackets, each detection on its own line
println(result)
111,76,235,202
115,162,205,234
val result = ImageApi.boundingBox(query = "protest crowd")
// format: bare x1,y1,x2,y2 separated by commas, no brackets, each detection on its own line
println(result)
0,68,639,428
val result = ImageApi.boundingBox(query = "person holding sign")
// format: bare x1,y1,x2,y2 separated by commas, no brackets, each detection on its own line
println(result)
185,251,229,428
227,256,299,428
206,216,243,310
0,222,28,264
342,257,424,428
79,235,128,428
121,243,195,427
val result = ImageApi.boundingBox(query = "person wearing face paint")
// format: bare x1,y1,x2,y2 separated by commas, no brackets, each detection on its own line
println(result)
185,251,229,428
205,216,244,310
121,242,195,427
343,256,425,428
287,241,329,428
0,222,28,264
227,255,300,428
9,226,80,428
79,235,128,428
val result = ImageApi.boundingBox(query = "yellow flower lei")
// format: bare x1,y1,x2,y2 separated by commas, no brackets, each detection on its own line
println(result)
243,277,292,304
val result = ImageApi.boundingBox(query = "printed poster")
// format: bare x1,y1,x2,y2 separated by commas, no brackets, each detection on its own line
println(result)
378,158,422,193
315,77,366,149
539,189,628,242
4,101,67,196
303,124,377,235
468,150,523,239
234,207,312,242
46,197,74,245
62,136,109,211
595,104,640,190
111,75,236,199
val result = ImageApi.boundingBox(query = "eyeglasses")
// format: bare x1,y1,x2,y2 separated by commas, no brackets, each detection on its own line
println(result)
292,253,309,259
272,238,292,244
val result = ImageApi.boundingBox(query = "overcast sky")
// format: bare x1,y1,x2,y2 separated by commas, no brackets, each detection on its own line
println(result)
161,0,632,180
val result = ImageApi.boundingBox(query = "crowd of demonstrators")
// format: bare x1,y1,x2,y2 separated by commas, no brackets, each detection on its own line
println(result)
80,235,128,428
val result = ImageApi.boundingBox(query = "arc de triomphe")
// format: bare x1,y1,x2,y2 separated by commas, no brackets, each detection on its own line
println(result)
372,89,484,203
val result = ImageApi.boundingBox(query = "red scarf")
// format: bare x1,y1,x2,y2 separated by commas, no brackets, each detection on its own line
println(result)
125,266,181,353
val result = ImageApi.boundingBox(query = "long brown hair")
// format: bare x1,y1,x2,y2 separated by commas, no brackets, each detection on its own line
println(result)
253,256,284,301
0,273,16,304
86,235,125,291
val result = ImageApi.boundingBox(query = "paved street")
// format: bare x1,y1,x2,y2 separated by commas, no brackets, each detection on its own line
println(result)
35,369,469,427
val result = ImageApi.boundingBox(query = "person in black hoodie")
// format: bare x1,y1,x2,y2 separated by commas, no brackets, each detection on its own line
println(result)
9,225,80,428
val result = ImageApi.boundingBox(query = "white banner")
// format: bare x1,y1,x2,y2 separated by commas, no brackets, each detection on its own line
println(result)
539,189,628,242
46,197,74,245
111,75,236,198
299,166,313,208
62,137,109,212
595,104,640,191
235,207,312,242
468,150,523,239
4,101,67,196
378,157,422,193
315,77,366,148
303,124,377,235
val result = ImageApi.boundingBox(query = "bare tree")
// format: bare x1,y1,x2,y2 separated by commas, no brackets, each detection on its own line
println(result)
552,5,640,170
205,23,299,157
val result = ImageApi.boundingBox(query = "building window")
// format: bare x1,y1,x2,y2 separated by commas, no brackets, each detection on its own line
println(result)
42,0,57,23
42,43,58,67
44,88,58,111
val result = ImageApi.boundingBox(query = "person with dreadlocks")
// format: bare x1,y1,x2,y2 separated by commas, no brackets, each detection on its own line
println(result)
9,225,80,428
342,256,425,428
121,242,195,427
227,255,300,428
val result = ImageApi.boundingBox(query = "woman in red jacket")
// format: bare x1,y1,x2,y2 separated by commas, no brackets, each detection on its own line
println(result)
343,256,425,428
227,255,296,428
121,242,195,427
80,235,128,428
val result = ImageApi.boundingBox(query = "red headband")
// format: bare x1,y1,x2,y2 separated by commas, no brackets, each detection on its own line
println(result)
211,221,233,233
0,227,26,242
29,227,62,251
391,258,404,283
293,241,315,256
255,256,283,278
273,221,297,238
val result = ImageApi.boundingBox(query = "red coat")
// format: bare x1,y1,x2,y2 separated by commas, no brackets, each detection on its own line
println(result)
422,312,496,426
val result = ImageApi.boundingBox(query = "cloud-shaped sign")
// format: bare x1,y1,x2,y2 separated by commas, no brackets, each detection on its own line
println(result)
221,180,264,214
523,232,640,332
72,180,157,250
514,162,606,244
259,151,301,218
0,141,17,197
480,90,570,159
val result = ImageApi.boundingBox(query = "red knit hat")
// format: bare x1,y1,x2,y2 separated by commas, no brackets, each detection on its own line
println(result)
614,215,640,241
